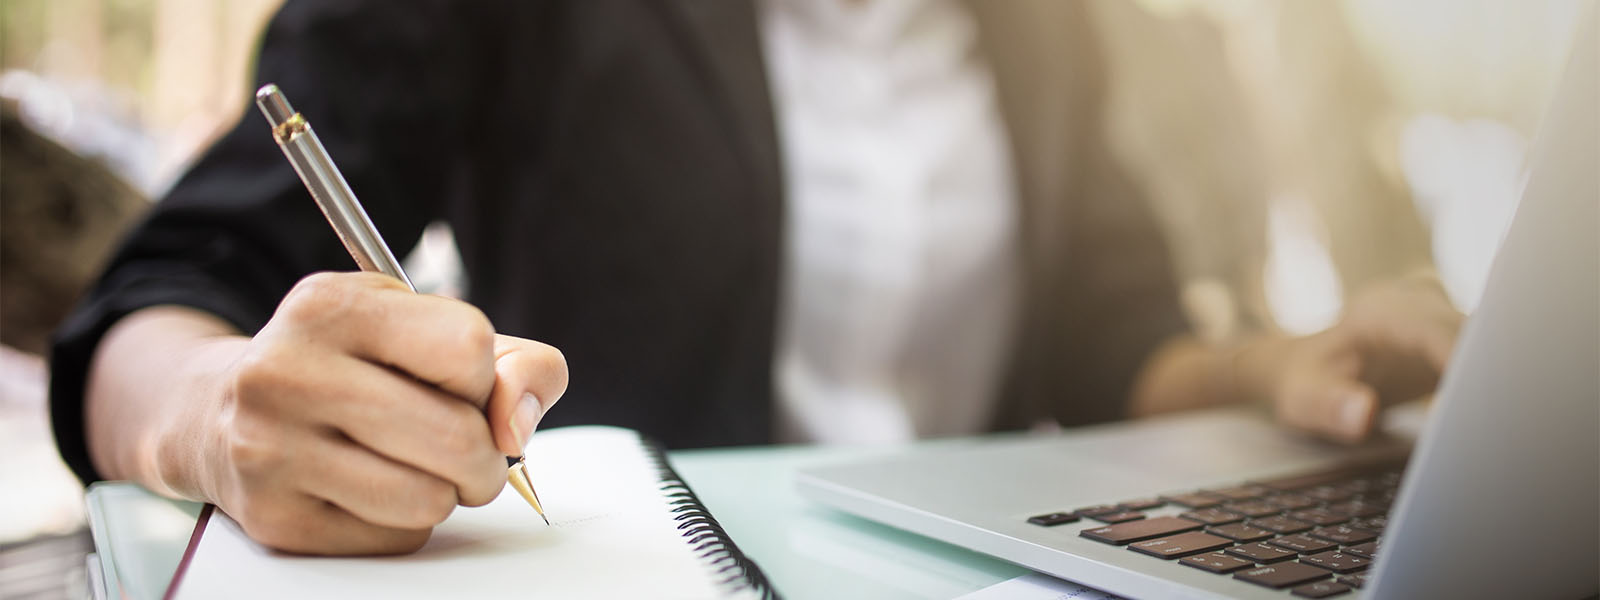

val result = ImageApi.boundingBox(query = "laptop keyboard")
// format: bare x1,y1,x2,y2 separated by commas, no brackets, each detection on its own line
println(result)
1027,458,1406,598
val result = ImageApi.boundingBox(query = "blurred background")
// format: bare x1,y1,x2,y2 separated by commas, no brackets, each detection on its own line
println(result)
0,0,1586,597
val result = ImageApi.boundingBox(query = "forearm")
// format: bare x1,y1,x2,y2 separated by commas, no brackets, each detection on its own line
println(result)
1128,334,1295,418
84,306,248,501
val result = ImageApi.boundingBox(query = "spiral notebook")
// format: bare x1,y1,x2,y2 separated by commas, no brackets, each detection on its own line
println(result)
164,426,775,599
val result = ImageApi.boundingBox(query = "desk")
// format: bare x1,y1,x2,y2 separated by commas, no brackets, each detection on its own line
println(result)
87,443,1030,600
673,444,1029,599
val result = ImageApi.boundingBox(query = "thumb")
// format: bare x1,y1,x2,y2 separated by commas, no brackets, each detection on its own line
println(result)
1278,373,1380,445
485,334,569,457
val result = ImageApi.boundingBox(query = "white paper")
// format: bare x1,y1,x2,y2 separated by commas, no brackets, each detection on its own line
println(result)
174,426,752,599
956,573,1122,600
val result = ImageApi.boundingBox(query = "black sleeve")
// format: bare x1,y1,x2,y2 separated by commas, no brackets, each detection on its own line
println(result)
48,0,499,484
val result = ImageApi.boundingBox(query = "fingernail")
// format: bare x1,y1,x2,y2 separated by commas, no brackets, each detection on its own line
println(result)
511,392,541,451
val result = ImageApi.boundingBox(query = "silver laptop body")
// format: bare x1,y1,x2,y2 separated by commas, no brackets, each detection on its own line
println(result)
797,17,1597,600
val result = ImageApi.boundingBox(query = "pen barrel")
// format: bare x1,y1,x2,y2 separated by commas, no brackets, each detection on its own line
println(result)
273,127,415,292
255,84,415,293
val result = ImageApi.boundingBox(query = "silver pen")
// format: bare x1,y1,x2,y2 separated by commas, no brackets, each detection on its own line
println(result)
254,83,549,525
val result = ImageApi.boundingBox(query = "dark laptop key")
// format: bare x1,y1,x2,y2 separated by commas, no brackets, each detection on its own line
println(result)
1300,550,1372,574
1220,500,1281,518
1291,580,1352,598
1226,541,1299,564
1337,573,1372,588
1270,534,1337,554
1206,485,1272,501
1249,515,1313,534
1206,522,1275,542
1375,470,1403,486
1287,508,1350,527
1309,526,1377,545
1234,562,1331,589
1324,500,1384,518
1257,459,1408,491
1356,479,1396,498
1074,504,1124,517
1128,531,1233,559
1335,478,1377,494
1180,551,1256,574
1026,512,1080,526
1160,492,1224,509
1305,485,1359,503
1266,493,1319,511
1359,495,1393,511
1342,541,1379,559
1118,498,1165,511
1180,508,1244,525
1080,516,1202,545
1090,511,1146,524
1347,516,1388,532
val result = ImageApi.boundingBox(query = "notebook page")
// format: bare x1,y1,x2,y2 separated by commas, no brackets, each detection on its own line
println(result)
174,426,747,599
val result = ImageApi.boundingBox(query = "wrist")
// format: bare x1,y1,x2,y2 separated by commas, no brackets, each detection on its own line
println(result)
150,335,251,503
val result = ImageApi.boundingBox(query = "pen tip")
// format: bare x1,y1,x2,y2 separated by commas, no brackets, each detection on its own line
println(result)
541,514,551,526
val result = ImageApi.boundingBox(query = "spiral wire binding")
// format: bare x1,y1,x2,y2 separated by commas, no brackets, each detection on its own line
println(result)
643,436,780,600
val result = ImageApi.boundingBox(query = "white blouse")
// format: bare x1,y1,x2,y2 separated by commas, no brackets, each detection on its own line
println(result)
760,0,1022,443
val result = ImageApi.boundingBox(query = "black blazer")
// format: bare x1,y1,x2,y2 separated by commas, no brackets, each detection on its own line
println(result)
51,0,1186,483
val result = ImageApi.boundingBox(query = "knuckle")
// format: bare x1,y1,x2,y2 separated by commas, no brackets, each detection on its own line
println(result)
280,272,373,323
532,343,567,374
535,344,570,398
458,453,509,507
224,423,280,477
408,480,457,527
285,272,343,311
429,305,496,397
218,396,282,476
231,355,270,400
299,271,345,290
462,463,507,507
237,503,301,551
426,409,501,508
231,348,289,403
377,529,432,555
447,306,496,358
438,408,488,457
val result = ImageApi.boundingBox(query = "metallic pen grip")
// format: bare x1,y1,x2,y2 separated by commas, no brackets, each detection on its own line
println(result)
254,84,414,292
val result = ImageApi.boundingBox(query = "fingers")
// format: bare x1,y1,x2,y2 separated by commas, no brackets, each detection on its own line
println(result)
1281,379,1379,444
1269,333,1383,444
272,272,498,405
237,348,507,506
485,335,569,457
218,420,441,555
219,272,576,555
322,363,506,506
295,432,466,529
1275,351,1382,445
236,498,434,556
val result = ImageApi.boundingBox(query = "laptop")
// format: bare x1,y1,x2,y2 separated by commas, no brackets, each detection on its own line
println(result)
796,16,1598,600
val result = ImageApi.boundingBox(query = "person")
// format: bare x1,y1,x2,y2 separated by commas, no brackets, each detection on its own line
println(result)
50,0,1461,556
